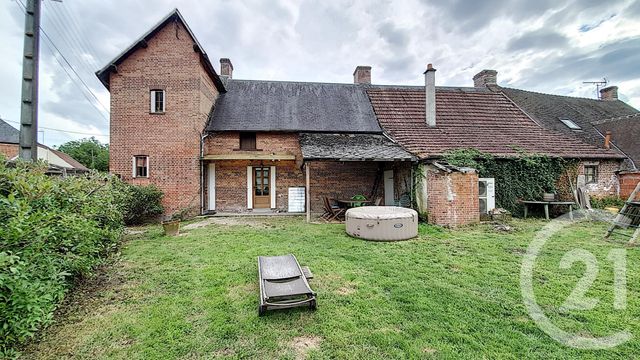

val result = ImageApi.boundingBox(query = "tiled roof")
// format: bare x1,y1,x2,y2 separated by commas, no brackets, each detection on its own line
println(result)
299,133,413,161
0,118,19,144
501,87,638,149
207,80,382,133
593,113,640,168
367,87,625,160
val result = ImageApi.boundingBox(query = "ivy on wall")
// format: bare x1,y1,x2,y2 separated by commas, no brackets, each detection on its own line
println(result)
443,148,578,216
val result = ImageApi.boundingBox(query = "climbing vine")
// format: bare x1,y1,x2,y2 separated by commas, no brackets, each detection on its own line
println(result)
443,148,578,216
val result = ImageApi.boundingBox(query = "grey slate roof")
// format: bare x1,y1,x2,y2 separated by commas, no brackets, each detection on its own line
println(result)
501,87,638,149
299,133,414,161
0,118,19,144
206,80,382,133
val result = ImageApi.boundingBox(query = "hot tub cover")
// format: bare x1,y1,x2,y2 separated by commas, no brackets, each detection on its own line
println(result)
346,206,417,220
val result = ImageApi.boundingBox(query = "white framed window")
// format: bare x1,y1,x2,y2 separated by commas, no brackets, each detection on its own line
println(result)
150,89,165,113
132,156,149,178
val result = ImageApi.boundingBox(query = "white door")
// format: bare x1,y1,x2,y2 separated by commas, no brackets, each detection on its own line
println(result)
208,163,215,211
384,170,394,205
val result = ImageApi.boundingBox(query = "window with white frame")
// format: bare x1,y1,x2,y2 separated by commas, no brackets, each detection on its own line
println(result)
150,89,165,113
133,156,149,178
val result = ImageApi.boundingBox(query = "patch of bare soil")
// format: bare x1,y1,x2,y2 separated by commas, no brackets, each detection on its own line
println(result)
228,283,257,301
183,217,269,230
422,347,437,355
335,283,357,296
289,336,322,360
212,347,236,357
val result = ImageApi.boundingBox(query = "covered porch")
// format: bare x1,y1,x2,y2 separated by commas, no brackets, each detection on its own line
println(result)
299,133,415,222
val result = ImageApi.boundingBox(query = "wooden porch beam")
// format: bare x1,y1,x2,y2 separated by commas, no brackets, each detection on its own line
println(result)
202,153,296,161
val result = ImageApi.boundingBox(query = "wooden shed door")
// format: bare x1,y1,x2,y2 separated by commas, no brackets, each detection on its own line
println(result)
253,167,271,208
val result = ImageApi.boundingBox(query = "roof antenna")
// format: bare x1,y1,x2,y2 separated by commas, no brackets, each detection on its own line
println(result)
583,78,608,99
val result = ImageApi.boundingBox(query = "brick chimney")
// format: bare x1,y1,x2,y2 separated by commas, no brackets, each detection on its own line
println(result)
604,130,612,149
220,58,233,78
424,64,436,127
473,69,497,88
600,86,618,101
353,66,371,84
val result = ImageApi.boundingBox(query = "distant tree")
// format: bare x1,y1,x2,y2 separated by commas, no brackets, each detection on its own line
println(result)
57,137,109,172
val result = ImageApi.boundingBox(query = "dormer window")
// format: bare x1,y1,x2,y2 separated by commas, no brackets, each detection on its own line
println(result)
150,89,165,113
559,117,581,130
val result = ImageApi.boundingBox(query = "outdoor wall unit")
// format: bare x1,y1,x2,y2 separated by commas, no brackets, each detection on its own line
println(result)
479,178,495,214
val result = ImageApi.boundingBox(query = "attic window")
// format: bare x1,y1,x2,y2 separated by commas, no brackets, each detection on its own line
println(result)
559,118,581,130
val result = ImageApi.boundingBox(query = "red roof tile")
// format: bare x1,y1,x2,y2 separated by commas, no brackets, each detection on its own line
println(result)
367,87,625,160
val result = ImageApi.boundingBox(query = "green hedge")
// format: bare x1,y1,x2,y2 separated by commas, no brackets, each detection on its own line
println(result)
0,159,127,356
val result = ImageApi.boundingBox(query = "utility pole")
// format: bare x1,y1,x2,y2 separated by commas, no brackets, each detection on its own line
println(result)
19,0,41,161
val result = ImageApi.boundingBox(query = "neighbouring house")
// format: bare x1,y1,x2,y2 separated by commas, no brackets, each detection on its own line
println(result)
0,118,20,159
0,118,89,174
98,9,635,226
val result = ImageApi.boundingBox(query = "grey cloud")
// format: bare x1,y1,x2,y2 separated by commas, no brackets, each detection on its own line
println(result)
507,29,569,51
514,37,640,89
377,21,410,50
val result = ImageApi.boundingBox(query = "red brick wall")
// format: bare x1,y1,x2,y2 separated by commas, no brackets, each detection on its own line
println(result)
0,143,18,159
619,171,640,200
426,167,479,227
205,132,303,166
308,161,382,212
108,21,218,214
579,160,621,197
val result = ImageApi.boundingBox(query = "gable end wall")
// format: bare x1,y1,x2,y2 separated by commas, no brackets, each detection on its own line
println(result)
109,21,219,214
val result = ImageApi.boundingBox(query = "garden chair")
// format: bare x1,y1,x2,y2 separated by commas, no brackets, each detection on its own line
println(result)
258,254,317,316
322,196,345,221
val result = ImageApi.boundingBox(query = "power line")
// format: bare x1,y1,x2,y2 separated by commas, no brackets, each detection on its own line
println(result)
2,118,109,138
15,0,110,121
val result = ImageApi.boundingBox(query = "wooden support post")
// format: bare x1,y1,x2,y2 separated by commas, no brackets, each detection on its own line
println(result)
305,162,310,223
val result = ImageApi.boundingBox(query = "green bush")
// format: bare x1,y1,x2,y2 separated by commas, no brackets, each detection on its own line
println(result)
590,196,625,209
0,159,125,355
114,182,164,225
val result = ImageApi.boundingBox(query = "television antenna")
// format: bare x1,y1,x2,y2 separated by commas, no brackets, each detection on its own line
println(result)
583,78,608,99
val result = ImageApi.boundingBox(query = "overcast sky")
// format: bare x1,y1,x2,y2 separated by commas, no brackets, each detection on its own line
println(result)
1,0,639,146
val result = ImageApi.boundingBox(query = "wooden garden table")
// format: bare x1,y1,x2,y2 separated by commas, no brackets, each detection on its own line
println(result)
522,200,576,220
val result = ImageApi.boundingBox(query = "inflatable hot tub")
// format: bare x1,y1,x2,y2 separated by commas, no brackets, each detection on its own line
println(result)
345,206,418,241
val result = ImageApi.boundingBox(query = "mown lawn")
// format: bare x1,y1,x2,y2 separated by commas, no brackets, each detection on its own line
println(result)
23,217,640,359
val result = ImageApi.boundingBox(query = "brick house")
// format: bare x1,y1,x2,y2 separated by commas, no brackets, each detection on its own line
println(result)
97,10,413,218
98,9,634,226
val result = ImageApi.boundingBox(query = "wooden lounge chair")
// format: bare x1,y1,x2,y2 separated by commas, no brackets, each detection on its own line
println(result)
258,254,317,316
321,196,345,221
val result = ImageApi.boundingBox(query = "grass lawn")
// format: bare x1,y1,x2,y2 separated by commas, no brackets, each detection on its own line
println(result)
23,217,640,359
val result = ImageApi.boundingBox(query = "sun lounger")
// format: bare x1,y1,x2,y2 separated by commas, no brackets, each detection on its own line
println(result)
258,254,317,316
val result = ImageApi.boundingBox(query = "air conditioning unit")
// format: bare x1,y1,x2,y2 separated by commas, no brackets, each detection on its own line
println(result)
478,178,496,214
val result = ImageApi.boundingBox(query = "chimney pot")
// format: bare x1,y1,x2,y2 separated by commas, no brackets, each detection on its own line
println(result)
600,86,618,101
424,64,437,127
473,69,498,88
220,58,233,78
353,66,372,84
604,130,612,149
